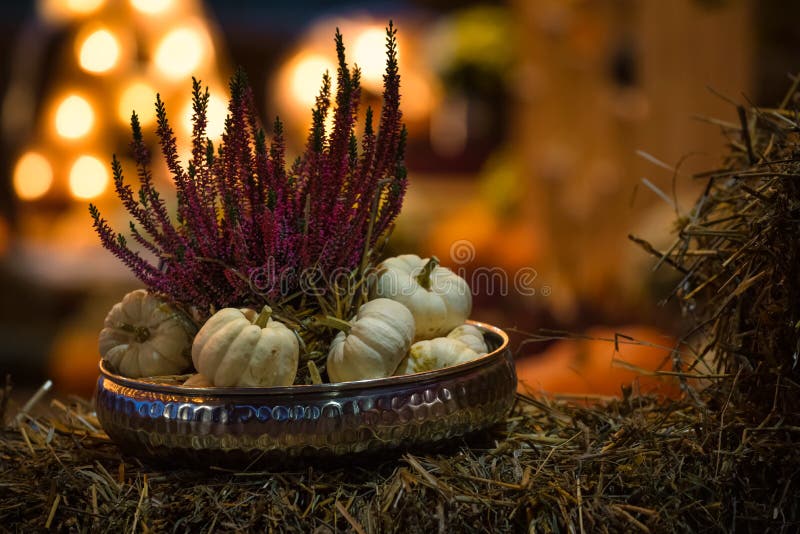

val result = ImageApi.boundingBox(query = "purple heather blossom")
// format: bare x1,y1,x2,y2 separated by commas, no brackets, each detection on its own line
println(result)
89,24,406,319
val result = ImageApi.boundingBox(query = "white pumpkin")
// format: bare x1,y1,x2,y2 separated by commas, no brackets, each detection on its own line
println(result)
183,373,214,387
326,298,415,383
99,289,194,378
447,324,488,355
372,254,471,340
395,337,480,375
192,306,299,387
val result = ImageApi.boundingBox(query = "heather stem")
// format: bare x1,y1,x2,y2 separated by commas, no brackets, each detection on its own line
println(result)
359,178,391,277
416,256,439,291
254,305,272,328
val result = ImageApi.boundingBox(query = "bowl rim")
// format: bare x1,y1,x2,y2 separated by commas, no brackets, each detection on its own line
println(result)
98,320,510,397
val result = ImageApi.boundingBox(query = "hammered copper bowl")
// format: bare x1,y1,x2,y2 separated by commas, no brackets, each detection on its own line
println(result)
95,321,516,465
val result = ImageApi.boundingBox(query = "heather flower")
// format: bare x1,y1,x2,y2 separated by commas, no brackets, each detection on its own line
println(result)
90,23,407,320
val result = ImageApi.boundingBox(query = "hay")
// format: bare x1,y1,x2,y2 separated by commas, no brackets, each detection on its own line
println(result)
2,378,798,532
631,75,800,417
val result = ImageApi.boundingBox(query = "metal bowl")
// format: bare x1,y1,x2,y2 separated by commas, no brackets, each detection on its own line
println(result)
95,321,515,465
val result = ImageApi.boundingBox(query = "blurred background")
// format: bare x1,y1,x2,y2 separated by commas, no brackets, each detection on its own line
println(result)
0,0,796,398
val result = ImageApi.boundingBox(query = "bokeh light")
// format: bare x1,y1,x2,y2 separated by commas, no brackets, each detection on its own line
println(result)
66,0,106,14
352,26,389,89
403,71,436,121
155,27,205,80
78,29,121,74
13,152,54,200
130,0,173,15
69,155,108,199
117,80,157,126
55,94,94,139
38,0,107,21
290,53,336,108
181,91,228,140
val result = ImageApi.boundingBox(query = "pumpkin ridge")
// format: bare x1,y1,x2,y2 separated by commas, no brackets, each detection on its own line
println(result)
105,345,132,374
137,349,171,377
354,318,405,355
144,306,184,330
104,303,124,329
121,289,147,325
438,279,471,326
198,319,245,379
242,328,297,386
146,324,191,366
386,254,419,275
447,324,487,354
215,325,261,386
192,309,243,358
121,346,144,377
343,334,386,378
98,328,131,357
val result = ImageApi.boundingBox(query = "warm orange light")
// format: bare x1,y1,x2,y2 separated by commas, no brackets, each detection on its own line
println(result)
353,27,389,89
403,72,436,121
55,94,94,139
130,0,172,14
78,29,120,73
208,95,228,139
290,54,336,107
39,0,107,20
155,27,205,80
324,110,335,134
66,0,106,14
177,145,193,167
118,81,157,126
69,155,108,199
13,151,53,200
181,91,228,140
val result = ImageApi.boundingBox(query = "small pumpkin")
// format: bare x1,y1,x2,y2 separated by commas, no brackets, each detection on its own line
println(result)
192,306,299,387
447,324,488,355
98,289,194,378
325,298,415,383
183,374,214,387
373,254,471,340
395,337,480,375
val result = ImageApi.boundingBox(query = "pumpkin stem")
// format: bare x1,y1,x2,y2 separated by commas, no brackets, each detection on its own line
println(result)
117,322,151,343
253,305,272,328
416,256,440,291
317,315,353,335
134,327,151,343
